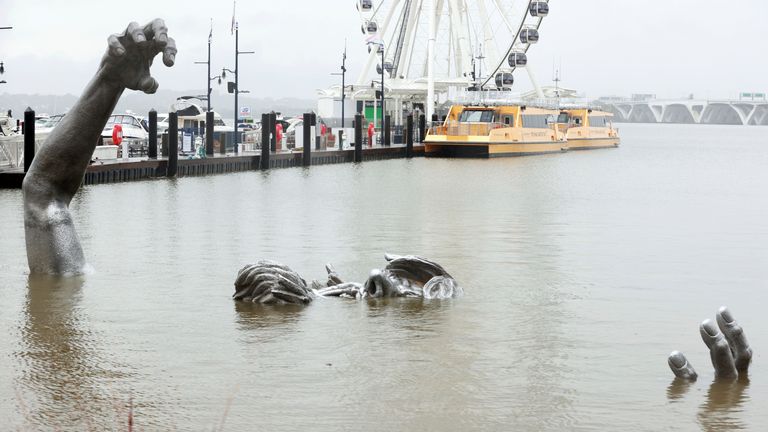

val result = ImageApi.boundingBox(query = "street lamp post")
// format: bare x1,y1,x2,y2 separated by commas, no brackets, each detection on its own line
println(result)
330,46,348,149
368,41,385,134
1,26,12,83
225,22,254,154
380,45,385,130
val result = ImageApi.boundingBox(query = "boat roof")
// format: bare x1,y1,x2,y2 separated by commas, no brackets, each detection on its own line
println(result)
562,108,614,117
458,105,560,114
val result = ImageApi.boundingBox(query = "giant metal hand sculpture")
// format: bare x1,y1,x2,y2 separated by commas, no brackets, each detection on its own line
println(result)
668,306,752,380
22,20,176,275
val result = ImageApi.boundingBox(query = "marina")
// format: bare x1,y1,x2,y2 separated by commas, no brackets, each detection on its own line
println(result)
2,123,767,430
1,0,767,430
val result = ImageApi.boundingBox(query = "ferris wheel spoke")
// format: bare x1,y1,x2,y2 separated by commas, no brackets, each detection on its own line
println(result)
476,0,500,75
481,0,536,87
356,0,404,85
350,0,546,118
402,0,424,78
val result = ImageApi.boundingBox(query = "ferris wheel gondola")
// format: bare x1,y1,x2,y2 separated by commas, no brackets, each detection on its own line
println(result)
347,0,549,120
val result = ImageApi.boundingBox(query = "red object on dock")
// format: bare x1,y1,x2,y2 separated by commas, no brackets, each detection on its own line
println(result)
367,122,374,146
112,124,123,146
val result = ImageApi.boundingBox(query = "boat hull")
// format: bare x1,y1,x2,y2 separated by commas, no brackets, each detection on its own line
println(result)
567,137,620,150
424,140,567,158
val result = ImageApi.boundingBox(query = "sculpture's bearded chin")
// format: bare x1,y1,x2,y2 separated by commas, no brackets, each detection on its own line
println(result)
363,269,397,298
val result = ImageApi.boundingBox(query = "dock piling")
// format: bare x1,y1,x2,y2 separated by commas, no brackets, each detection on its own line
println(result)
205,111,214,156
418,114,426,143
148,109,158,159
303,113,311,167
23,108,35,173
354,114,363,163
260,113,270,169
406,113,414,158
167,112,178,177
384,114,391,147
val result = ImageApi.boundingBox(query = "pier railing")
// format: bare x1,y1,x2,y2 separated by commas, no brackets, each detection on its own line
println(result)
0,134,48,169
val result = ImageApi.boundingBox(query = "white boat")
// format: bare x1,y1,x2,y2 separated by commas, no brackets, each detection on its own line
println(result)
101,113,149,141
171,97,229,132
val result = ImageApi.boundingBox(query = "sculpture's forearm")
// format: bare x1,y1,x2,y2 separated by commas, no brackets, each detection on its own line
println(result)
25,67,124,202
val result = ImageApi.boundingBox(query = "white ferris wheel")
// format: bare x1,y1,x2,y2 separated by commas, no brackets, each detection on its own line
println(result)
353,0,550,120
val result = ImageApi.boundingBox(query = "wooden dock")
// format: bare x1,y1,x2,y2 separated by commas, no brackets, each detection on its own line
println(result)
0,145,425,189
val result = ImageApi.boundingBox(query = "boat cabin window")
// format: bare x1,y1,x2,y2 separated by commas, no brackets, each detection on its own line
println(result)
588,116,607,127
458,110,494,123
502,115,514,126
557,113,570,123
121,116,141,127
521,114,551,128
571,117,583,126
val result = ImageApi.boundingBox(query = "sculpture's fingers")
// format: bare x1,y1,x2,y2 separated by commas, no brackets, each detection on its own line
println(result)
716,306,752,372
668,351,698,380
162,37,177,67
700,319,738,379
144,18,169,46
107,34,126,57
125,21,146,46
138,75,159,94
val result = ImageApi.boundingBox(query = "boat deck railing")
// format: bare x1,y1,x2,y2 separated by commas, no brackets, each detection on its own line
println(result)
428,121,505,137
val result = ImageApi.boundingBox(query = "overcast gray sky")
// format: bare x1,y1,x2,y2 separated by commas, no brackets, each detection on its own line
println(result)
1,0,766,100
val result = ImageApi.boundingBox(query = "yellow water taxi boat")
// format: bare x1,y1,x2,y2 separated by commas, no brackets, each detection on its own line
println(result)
424,105,567,158
561,108,620,149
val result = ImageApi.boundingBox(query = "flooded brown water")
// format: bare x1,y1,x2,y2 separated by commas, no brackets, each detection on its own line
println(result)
1,123,767,430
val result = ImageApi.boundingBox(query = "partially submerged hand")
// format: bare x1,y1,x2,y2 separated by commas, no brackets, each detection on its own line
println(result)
99,19,177,93
668,306,752,380
23,19,177,275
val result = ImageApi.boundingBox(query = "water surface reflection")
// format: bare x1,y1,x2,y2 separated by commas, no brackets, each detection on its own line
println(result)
16,275,132,430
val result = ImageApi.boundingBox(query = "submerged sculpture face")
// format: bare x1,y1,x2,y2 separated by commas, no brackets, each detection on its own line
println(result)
22,20,176,275
232,254,464,305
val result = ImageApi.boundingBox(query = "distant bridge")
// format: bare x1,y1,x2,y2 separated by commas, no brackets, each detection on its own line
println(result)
598,99,768,125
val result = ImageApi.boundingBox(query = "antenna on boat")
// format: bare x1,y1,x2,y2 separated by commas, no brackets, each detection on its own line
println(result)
552,59,561,109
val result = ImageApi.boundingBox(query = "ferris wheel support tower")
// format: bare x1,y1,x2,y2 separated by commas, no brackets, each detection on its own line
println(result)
427,0,435,121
